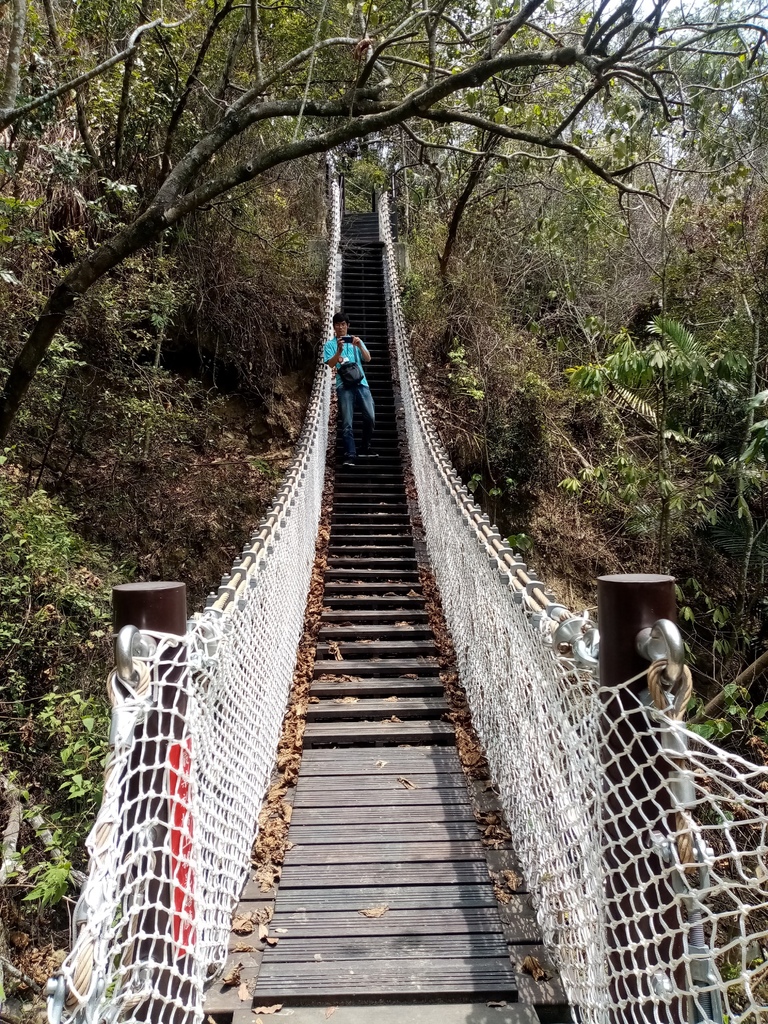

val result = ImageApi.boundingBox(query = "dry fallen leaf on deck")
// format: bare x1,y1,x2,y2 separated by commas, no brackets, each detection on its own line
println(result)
333,695,359,704
258,922,270,941
407,589,419,597
397,777,416,789
253,1006,283,1015
221,963,242,986
375,760,388,767
383,715,402,723
232,942,257,952
385,695,399,702
265,935,279,947
502,869,522,891
358,904,389,918
521,955,548,981
325,1008,337,1019
328,640,343,661
232,914,255,935
493,884,511,905
487,1000,507,1008
402,673,418,679
238,981,251,1000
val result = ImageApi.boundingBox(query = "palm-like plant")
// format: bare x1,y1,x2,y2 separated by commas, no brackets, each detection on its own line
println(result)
569,316,716,570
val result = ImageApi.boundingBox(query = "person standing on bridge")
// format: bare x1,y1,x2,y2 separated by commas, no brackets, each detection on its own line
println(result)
324,312,376,466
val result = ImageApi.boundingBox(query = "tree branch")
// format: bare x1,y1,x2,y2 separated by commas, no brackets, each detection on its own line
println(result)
161,0,237,176
690,647,768,725
250,0,263,82
421,107,661,200
114,49,137,175
490,0,548,57
0,18,170,131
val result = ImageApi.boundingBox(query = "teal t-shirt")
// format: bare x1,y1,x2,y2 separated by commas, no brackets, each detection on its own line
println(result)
323,338,370,391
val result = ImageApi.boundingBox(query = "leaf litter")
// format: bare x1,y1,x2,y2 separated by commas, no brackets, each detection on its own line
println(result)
521,955,549,981
358,904,389,918
221,963,242,986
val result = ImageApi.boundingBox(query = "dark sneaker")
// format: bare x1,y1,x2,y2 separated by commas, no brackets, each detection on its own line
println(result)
342,458,356,466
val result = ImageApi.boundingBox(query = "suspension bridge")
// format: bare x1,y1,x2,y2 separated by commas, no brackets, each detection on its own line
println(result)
46,183,768,1024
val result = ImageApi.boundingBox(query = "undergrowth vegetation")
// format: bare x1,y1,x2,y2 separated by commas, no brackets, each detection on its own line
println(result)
399,156,768,754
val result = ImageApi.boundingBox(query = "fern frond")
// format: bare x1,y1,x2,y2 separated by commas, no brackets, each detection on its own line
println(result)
648,315,709,377
609,383,657,426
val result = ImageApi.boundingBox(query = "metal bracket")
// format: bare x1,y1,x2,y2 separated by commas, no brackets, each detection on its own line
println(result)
115,625,155,686
46,975,66,1024
636,618,684,687
573,627,600,669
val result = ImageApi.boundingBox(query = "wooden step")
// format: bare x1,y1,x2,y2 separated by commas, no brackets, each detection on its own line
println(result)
318,623,432,639
320,609,429,621
305,696,448,721
302,719,454,747
314,657,439,677
316,639,437,657
311,676,443,698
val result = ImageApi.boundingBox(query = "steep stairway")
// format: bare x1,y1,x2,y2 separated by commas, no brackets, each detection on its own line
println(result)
204,211,564,1022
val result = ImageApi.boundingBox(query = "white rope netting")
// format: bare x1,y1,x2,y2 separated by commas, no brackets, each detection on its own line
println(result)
379,193,768,1024
49,182,340,1024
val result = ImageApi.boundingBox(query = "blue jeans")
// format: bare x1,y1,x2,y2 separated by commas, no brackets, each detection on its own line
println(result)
338,384,375,458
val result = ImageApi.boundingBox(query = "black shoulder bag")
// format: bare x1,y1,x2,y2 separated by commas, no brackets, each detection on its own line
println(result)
337,346,364,386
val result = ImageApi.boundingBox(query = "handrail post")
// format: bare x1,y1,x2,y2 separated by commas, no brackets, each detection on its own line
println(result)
597,573,686,1024
112,581,192,1022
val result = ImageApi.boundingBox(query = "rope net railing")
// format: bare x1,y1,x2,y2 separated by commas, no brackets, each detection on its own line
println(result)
47,182,340,1024
378,193,768,1024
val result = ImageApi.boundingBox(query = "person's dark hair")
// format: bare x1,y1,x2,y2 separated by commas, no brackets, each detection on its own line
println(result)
332,312,349,325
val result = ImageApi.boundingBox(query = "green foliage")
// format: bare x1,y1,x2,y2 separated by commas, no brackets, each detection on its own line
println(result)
507,532,533,553
447,340,485,401
0,467,114,698
0,464,115,902
38,689,110,805
24,858,73,907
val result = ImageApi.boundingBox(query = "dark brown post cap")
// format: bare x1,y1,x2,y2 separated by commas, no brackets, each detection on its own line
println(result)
113,582,187,636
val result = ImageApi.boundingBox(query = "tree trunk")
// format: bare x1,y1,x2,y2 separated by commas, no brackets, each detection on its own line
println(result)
0,0,27,112
438,137,496,280
656,379,671,572
736,298,761,618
